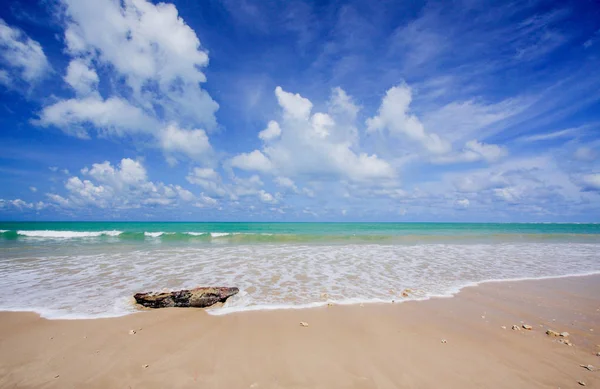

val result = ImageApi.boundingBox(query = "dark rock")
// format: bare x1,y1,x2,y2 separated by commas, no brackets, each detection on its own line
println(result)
134,287,239,308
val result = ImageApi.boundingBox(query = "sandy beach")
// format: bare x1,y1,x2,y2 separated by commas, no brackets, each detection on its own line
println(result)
0,275,598,388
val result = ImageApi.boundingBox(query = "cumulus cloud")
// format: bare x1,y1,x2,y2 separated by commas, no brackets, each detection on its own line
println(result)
47,158,198,209
258,120,282,141
230,150,273,173
159,124,211,163
0,19,50,87
186,167,228,197
186,168,277,204
0,198,46,210
230,86,395,182
35,0,218,161
275,86,313,120
366,83,450,154
35,96,156,139
64,59,98,95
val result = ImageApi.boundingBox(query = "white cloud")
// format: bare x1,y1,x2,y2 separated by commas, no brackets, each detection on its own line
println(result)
0,69,10,86
46,194,70,207
47,158,197,209
175,186,195,202
433,140,508,164
230,150,273,173
0,19,50,85
455,198,470,208
193,194,218,208
329,87,360,119
259,120,282,141
275,86,313,120
494,187,522,203
517,128,579,142
441,155,585,217
36,0,218,160
160,123,211,162
580,173,600,191
64,59,98,95
83,158,147,188
274,176,298,192
421,99,523,144
186,167,227,197
186,168,278,204
29,186,37,192
463,140,508,162
0,199,46,210
36,96,156,139
258,190,276,203
366,83,450,154
231,86,395,183
229,175,264,199
454,173,506,193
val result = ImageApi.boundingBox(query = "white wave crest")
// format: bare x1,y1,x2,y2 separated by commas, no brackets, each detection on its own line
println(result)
144,232,164,238
210,232,230,238
17,230,122,238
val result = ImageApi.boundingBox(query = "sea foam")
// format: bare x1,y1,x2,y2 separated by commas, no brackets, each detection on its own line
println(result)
16,230,122,238
0,241,599,319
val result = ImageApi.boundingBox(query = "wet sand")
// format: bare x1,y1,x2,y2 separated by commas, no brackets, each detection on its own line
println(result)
1,275,599,388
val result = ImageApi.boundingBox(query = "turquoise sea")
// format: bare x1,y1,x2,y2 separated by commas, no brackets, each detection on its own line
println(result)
1,222,599,318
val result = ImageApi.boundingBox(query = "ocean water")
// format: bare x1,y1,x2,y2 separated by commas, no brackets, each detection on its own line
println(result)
1,222,599,319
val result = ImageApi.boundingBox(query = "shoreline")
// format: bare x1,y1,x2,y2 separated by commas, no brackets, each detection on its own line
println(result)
1,274,599,388
3,270,600,320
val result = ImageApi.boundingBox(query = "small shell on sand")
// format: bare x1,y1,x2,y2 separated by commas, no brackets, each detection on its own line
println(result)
441,339,447,344
560,332,570,337
580,364,595,371
578,380,586,386
546,329,560,337
143,364,149,369
522,325,532,330
512,325,520,330
501,326,506,330
128,330,136,335
300,322,309,327
54,375,60,379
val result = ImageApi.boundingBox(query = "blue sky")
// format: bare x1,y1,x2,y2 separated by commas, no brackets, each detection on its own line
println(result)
0,0,599,222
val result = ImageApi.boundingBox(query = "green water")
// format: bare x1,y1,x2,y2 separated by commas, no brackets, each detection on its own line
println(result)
1,222,599,244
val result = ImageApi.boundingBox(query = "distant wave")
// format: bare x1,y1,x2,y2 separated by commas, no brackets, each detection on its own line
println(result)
0,230,271,241
1,229,600,243
15,230,123,238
